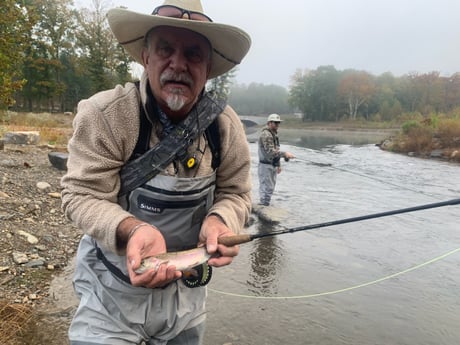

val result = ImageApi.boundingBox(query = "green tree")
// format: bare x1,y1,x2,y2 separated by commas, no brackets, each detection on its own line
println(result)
0,0,33,110
229,82,291,115
19,0,76,112
75,0,133,94
289,66,340,121
207,68,236,99
373,72,400,121
288,68,311,119
443,73,460,112
60,51,92,112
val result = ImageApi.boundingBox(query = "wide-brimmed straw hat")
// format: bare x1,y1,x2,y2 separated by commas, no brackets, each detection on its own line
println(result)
107,0,251,79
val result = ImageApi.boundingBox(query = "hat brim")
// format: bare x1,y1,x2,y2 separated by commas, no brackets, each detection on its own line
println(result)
107,8,251,79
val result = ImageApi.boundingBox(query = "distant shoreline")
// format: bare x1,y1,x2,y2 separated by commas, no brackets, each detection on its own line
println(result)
281,126,397,134
245,125,394,146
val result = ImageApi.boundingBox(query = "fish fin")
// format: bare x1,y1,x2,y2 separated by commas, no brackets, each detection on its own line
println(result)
182,268,198,278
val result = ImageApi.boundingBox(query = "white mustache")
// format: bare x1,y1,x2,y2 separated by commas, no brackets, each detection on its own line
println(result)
160,71,193,88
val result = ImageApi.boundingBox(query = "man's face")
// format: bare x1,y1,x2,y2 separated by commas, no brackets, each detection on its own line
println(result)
268,121,280,132
142,26,211,121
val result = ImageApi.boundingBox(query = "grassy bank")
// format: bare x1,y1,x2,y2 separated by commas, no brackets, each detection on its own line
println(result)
0,111,73,146
377,116,460,163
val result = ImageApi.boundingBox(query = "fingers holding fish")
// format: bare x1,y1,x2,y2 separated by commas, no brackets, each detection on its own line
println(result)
130,262,181,288
124,225,181,287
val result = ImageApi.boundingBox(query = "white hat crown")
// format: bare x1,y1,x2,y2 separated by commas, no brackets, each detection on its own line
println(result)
267,114,282,122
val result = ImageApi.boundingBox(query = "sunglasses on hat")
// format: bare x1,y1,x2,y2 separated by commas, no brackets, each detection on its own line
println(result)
152,5,213,22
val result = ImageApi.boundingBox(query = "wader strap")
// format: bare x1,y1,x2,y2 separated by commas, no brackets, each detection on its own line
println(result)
95,243,131,285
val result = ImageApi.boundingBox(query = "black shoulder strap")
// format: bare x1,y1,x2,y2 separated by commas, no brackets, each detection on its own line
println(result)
131,81,152,160
204,119,220,170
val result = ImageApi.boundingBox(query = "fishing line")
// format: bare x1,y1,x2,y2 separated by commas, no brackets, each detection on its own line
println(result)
208,246,460,300
294,157,437,198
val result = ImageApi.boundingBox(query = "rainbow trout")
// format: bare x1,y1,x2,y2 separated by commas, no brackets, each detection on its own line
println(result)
135,247,211,274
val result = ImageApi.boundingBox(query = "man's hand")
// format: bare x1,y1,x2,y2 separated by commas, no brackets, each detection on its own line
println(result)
122,222,181,288
284,152,295,161
199,214,240,267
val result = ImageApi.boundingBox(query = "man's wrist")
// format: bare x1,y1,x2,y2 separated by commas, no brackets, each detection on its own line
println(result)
116,218,153,249
127,223,150,240
207,212,226,225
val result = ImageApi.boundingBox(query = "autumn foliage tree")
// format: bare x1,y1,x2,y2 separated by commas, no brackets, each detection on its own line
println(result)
289,66,460,122
338,70,376,120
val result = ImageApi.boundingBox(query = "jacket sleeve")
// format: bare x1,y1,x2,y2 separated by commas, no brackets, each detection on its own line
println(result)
61,84,140,254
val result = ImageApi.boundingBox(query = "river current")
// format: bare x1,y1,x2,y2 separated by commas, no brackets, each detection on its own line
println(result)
204,129,460,345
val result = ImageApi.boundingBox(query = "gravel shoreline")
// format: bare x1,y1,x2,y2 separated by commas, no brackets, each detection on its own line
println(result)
0,144,77,344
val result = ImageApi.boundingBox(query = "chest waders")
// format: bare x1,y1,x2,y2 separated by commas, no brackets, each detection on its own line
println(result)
96,89,225,288
258,128,280,206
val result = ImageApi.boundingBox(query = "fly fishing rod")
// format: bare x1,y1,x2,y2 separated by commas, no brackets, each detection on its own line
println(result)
217,198,460,247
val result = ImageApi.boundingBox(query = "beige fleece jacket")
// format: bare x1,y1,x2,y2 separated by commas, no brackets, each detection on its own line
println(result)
61,73,252,254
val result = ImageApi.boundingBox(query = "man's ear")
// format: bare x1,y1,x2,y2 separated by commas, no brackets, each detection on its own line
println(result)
141,48,149,67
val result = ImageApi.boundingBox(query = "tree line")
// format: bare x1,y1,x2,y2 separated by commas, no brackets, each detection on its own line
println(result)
1,0,459,122
288,66,460,122
228,83,291,115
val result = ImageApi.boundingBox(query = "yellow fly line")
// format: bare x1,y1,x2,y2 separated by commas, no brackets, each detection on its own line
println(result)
209,246,460,300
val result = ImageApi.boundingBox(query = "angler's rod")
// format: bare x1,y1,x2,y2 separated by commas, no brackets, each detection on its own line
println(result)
218,198,460,247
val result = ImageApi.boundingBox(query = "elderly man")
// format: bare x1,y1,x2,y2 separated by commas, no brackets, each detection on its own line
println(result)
61,0,252,344
258,113,295,206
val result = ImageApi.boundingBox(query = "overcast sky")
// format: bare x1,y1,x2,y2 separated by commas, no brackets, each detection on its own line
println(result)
78,0,460,88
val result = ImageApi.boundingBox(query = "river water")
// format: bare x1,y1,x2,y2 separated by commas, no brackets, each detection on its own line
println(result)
204,129,460,345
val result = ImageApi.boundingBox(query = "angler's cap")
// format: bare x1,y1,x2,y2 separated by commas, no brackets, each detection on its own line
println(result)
107,0,252,79
267,113,282,123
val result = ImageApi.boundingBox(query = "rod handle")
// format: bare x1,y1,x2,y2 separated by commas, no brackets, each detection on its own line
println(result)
218,234,253,246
